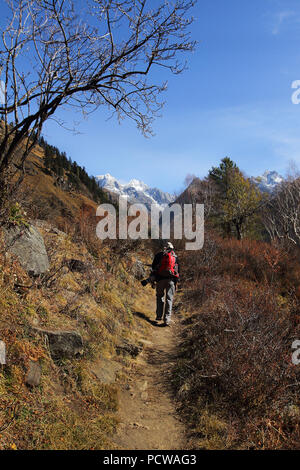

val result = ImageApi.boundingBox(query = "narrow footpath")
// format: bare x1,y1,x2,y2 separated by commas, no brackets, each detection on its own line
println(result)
113,298,187,450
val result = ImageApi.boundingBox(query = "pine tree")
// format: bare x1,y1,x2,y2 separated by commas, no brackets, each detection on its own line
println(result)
209,157,237,194
209,158,262,239
44,146,52,169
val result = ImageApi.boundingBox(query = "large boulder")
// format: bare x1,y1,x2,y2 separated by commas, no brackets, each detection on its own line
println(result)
4,224,49,276
32,327,84,360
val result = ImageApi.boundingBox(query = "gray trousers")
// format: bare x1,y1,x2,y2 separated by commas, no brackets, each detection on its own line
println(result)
156,278,175,324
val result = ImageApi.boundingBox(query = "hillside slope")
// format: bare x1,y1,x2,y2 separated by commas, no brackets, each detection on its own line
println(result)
0,212,158,449
14,142,107,229
0,140,161,449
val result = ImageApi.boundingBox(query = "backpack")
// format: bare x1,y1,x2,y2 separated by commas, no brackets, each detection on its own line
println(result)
157,250,179,278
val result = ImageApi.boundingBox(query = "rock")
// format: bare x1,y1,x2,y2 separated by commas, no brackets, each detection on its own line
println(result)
25,360,41,387
131,259,146,280
34,219,51,231
130,422,150,430
90,358,122,384
116,339,143,358
35,220,66,237
4,224,49,276
32,327,83,360
67,259,87,273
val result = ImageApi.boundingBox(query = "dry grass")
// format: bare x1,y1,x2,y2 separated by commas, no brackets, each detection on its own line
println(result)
172,235,300,450
0,214,152,449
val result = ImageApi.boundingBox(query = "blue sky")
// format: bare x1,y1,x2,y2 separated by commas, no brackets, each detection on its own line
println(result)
42,0,300,194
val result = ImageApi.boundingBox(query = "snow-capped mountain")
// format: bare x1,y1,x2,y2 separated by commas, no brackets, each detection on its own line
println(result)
251,170,284,193
96,173,175,210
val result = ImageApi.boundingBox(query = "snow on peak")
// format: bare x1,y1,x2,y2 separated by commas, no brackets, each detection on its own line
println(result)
95,173,174,210
126,179,149,192
251,170,284,193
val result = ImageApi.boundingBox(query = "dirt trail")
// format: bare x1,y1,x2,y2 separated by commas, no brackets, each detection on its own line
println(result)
113,299,187,450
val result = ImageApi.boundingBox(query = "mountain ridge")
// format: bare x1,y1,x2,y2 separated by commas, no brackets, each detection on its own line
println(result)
250,170,284,193
96,173,175,210
96,170,284,210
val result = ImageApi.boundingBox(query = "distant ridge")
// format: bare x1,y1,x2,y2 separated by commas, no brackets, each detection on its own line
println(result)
96,173,175,210
251,170,284,193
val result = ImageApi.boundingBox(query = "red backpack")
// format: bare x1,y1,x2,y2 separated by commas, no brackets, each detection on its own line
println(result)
157,250,179,278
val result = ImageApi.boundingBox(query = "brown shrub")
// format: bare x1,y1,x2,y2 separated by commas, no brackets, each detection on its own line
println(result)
174,236,300,449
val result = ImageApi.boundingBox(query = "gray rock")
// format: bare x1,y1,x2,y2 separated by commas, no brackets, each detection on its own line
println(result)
32,327,83,360
4,224,49,276
90,358,122,384
25,360,41,387
131,259,146,280
35,220,66,237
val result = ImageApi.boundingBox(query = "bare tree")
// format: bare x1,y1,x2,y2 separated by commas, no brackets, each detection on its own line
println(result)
262,178,300,245
0,0,196,198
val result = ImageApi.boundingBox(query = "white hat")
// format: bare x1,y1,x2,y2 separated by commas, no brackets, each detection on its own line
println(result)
165,242,174,250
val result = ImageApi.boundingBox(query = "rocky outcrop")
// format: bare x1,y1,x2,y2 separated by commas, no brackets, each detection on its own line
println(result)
32,327,84,360
4,224,49,276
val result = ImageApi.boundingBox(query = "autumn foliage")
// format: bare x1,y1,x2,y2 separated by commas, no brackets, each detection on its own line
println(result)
173,234,300,449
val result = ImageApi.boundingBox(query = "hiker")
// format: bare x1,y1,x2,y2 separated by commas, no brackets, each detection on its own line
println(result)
151,242,180,326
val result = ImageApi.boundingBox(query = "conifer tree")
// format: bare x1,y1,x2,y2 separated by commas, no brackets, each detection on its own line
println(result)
209,158,262,239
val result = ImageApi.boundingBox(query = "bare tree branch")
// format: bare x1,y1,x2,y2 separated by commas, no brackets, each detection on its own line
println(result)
262,177,300,246
0,0,196,197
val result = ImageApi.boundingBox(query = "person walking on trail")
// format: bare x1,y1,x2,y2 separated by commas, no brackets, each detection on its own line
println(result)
151,242,180,326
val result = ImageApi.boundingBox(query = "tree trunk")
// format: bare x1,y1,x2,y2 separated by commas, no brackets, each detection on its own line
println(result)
235,223,242,240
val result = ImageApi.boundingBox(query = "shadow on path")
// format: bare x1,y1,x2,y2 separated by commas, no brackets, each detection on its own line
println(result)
133,310,169,328
133,310,157,326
